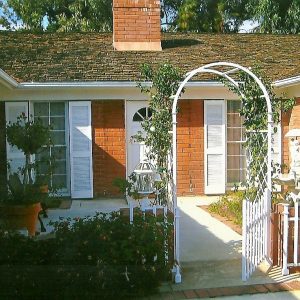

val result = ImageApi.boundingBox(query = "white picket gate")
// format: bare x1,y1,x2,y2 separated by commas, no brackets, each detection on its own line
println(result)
242,131,272,281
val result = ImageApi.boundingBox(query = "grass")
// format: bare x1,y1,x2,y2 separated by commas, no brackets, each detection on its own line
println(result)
208,191,243,226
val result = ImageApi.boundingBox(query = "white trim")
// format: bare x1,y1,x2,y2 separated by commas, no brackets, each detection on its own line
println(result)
0,69,18,89
273,75,300,88
19,81,224,89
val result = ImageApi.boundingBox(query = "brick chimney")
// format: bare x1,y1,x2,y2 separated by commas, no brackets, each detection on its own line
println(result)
113,0,162,51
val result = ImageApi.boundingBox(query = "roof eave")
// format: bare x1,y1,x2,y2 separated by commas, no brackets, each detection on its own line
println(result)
0,69,19,89
18,81,224,89
273,75,300,88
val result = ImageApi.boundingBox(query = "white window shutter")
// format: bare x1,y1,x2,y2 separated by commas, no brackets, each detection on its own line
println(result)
69,101,93,199
5,102,28,175
204,100,226,194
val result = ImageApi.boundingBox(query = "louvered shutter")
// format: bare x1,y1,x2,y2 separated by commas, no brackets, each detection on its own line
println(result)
204,100,226,194
272,123,281,192
69,101,93,198
5,102,28,175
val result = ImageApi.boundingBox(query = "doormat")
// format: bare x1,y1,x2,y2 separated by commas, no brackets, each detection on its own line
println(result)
198,205,242,235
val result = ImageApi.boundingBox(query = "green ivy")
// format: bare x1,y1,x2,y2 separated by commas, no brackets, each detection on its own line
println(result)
136,63,184,205
223,66,295,201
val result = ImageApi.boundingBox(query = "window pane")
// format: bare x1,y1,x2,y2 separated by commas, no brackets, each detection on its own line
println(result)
50,102,65,116
34,103,49,117
52,175,67,189
227,100,240,113
36,116,49,127
52,146,66,160
51,116,65,130
54,160,66,174
51,132,65,145
227,128,242,142
227,113,241,127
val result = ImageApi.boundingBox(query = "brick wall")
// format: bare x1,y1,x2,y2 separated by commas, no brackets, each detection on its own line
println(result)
282,98,300,169
113,0,161,51
92,101,126,197
177,100,204,195
0,102,6,193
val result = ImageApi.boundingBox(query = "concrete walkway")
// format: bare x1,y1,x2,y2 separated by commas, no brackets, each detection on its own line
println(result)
170,196,299,291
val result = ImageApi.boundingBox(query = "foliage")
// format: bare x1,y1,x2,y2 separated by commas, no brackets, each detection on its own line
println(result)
4,113,53,205
223,66,295,202
136,63,184,205
176,0,248,32
112,174,143,202
0,0,112,32
209,191,243,226
246,0,300,33
0,211,173,299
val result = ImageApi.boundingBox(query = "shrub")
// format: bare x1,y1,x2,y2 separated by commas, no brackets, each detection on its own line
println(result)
208,191,243,226
0,211,173,299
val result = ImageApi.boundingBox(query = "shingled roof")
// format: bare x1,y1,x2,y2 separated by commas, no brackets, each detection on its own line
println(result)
0,32,299,83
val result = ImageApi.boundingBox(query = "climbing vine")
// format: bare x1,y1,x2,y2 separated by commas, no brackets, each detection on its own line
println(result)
223,66,295,201
135,63,184,205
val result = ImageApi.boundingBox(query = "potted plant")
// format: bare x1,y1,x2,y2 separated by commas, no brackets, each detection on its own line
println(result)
0,113,52,236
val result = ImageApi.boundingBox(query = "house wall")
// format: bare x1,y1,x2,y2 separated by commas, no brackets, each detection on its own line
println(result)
0,102,6,193
282,98,300,170
92,100,126,197
177,100,204,195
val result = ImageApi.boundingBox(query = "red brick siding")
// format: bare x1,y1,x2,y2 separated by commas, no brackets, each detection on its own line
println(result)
113,0,161,43
0,102,6,193
282,98,300,169
177,100,204,195
92,101,126,197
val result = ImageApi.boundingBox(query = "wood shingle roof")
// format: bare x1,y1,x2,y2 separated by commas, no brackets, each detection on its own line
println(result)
0,32,299,83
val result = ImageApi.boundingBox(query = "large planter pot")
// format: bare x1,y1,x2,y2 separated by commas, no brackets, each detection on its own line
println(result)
0,202,42,236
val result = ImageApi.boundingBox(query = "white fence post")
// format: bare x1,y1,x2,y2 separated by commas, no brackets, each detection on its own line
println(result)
294,197,299,266
129,201,134,224
282,203,290,275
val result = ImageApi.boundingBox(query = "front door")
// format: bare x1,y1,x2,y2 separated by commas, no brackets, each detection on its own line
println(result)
126,101,152,176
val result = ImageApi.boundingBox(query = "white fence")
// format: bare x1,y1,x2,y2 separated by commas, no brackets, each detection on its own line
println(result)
281,197,300,275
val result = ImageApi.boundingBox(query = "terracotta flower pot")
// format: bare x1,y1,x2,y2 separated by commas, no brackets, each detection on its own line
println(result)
0,203,42,236
39,184,49,194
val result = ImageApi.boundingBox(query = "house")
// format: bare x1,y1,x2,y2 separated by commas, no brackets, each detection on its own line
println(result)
0,0,300,199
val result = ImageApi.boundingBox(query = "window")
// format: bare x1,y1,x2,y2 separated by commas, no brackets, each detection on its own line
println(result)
34,102,69,193
227,100,246,186
133,107,153,122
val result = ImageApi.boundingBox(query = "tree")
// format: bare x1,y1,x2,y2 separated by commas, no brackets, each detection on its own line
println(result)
0,0,112,32
246,0,300,33
177,0,248,33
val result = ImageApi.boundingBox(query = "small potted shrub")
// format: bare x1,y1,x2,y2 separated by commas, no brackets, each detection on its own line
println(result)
0,113,52,236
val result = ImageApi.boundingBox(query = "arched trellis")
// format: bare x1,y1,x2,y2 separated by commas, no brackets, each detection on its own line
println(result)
171,62,273,283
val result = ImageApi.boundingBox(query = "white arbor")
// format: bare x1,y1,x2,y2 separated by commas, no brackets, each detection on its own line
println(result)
171,62,273,282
